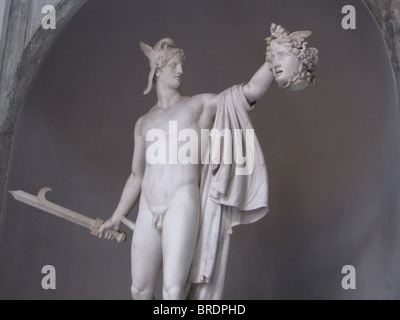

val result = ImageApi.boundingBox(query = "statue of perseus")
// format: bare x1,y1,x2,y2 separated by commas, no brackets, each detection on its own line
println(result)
98,23,319,300
10,23,319,300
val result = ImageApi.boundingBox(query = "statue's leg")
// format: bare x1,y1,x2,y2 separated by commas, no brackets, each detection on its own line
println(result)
162,183,200,300
131,197,162,300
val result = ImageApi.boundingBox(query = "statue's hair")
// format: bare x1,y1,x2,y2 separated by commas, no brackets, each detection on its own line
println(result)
140,38,185,95
265,24,319,87
155,48,185,72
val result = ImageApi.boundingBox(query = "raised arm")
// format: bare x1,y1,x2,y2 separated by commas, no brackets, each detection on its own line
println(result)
99,116,146,237
243,62,274,105
201,61,273,115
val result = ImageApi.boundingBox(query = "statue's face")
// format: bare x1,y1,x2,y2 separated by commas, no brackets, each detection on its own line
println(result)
269,43,301,87
156,55,184,90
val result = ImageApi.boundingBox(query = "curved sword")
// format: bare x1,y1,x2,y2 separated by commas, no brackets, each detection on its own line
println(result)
9,187,135,243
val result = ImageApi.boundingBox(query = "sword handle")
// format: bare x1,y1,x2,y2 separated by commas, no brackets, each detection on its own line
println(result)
103,229,127,243
91,219,127,243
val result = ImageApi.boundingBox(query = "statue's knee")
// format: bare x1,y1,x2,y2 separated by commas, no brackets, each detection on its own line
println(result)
131,282,152,300
130,284,142,300
163,285,184,300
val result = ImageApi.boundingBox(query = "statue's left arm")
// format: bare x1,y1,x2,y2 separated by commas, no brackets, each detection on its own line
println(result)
242,62,274,105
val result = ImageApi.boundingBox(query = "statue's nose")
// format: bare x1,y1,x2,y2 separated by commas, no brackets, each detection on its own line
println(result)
272,60,281,68
176,64,183,74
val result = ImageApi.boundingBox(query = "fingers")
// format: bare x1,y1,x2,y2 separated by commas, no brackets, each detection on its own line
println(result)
96,218,123,241
106,232,115,241
98,218,116,239
100,231,116,241
98,225,105,238
98,223,110,238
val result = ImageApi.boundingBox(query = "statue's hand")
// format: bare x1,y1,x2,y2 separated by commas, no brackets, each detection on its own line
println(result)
98,216,122,240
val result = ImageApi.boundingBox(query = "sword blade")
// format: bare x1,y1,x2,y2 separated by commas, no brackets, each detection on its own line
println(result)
10,189,94,230
9,187,133,243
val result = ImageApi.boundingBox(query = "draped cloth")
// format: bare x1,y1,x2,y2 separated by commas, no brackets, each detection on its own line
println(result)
187,85,269,300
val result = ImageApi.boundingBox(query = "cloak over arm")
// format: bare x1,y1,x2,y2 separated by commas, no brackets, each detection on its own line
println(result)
187,84,269,300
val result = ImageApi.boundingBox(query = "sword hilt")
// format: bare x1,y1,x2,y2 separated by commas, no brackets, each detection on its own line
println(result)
104,229,127,243
91,219,127,243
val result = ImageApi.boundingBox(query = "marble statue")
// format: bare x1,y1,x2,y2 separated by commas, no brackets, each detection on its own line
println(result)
97,23,319,300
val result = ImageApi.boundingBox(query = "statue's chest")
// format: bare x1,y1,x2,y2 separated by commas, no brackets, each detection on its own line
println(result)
142,106,198,136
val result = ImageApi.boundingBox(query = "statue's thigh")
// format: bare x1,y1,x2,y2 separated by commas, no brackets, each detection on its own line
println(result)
162,185,200,286
131,199,162,287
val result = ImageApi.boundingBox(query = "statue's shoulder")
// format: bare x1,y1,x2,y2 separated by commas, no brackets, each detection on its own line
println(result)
136,114,146,125
192,93,217,101
140,104,158,122
135,110,155,134
191,93,218,107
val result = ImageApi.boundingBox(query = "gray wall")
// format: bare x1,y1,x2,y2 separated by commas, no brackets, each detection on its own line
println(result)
0,0,399,299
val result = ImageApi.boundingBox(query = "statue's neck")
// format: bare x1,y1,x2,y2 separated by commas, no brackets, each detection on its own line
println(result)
156,84,184,109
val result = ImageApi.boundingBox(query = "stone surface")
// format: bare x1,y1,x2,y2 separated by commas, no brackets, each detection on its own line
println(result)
0,0,11,65
0,0,31,218
25,0,62,46
364,0,400,97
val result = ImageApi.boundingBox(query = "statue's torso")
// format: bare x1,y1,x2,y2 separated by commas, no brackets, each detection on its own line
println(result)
139,94,215,209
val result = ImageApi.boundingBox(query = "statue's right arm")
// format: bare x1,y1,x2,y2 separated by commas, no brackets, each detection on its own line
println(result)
99,117,145,236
